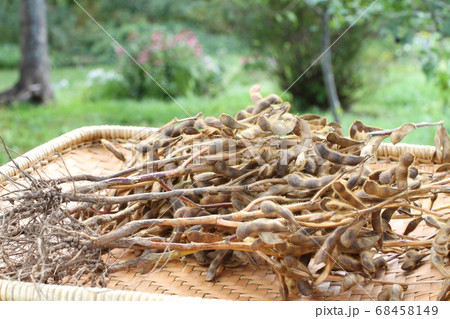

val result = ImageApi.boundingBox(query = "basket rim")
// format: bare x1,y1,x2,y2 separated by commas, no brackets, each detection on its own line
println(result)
0,125,156,183
0,125,437,183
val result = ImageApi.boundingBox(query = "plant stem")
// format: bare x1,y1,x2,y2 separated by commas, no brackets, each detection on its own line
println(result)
70,164,214,194
368,121,444,137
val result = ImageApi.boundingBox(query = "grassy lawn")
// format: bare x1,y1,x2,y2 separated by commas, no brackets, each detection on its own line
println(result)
0,56,447,165
328,60,448,147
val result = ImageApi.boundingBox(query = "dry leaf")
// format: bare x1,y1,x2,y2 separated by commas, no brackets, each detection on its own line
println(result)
340,219,366,248
297,279,313,296
403,217,422,235
257,115,271,131
434,126,450,163
259,231,285,245
378,284,404,301
401,253,427,271
337,254,363,272
360,135,386,162
204,116,224,128
342,273,365,291
219,113,249,130
343,232,380,252
326,132,361,148
205,250,230,281
249,83,262,103
360,250,376,272
314,225,349,264
283,255,312,277
270,119,296,136
101,139,125,162
436,163,450,173
390,123,415,145
431,249,450,278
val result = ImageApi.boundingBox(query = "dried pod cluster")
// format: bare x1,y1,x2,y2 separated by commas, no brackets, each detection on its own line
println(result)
0,84,449,300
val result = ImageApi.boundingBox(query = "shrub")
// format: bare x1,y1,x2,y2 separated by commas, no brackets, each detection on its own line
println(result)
223,0,374,111
83,68,127,100
85,29,223,100
117,29,223,99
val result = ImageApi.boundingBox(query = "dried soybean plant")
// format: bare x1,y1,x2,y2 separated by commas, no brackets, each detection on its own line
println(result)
0,84,449,300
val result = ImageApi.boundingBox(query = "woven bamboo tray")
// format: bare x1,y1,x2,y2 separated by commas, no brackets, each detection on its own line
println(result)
0,125,448,301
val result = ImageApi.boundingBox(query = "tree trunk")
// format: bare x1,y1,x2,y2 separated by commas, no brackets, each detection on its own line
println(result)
320,5,341,123
0,0,53,106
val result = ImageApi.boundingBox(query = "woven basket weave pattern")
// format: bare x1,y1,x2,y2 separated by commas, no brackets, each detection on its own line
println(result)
0,126,448,301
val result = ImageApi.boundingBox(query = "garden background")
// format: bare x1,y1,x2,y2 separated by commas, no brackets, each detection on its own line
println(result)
0,0,448,164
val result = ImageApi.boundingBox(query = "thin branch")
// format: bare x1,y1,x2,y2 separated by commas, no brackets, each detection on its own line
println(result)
368,121,444,137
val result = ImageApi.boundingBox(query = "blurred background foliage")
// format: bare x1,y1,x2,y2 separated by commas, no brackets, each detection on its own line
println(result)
0,0,448,163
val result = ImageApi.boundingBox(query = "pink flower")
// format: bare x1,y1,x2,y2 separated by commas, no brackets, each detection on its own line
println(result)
174,31,187,42
186,37,198,48
151,32,166,51
137,49,151,64
172,30,203,57
151,41,165,51
115,45,125,57
194,46,202,57
174,30,196,44
152,32,164,43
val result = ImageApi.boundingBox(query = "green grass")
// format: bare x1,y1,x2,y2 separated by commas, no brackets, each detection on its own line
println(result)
0,56,448,165
330,60,448,146
0,59,281,164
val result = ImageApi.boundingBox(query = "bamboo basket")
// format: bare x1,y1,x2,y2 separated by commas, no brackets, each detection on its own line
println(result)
0,125,448,301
